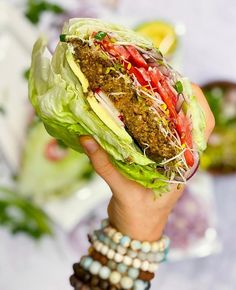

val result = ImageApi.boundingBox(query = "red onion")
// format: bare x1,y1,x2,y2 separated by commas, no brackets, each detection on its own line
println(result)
135,46,162,61
174,152,200,182
158,65,170,77
185,153,200,180
148,62,159,67
176,94,185,113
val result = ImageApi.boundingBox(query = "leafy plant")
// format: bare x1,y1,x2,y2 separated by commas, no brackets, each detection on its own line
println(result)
0,187,52,239
25,0,64,24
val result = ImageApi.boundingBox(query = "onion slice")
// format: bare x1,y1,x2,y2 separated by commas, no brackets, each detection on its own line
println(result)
176,94,185,113
94,89,124,127
174,152,200,182
185,152,200,180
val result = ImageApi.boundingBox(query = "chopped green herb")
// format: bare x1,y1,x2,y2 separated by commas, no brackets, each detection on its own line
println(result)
175,80,183,94
60,34,67,42
94,31,107,41
0,106,5,115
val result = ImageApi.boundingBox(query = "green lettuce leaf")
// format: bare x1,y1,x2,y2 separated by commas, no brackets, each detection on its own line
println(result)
182,78,207,151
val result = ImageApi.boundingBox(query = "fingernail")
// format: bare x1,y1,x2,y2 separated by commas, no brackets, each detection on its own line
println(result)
80,136,99,154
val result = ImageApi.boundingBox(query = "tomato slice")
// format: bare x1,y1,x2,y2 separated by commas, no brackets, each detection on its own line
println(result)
160,79,177,105
123,62,147,86
100,40,119,56
44,139,68,161
137,67,151,82
131,67,148,86
101,41,131,60
184,150,194,167
156,82,177,118
148,68,177,113
148,67,164,87
176,111,194,167
126,46,148,68
113,45,130,60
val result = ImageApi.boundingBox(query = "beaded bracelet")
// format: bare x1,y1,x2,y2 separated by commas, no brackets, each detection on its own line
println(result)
90,232,167,264
70,219,170,290
78,256,151,290
71,263,151,290
90,239,159,273
101,219,170,254
90,249,155,281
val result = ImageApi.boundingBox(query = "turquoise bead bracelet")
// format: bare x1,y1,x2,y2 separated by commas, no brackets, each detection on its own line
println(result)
101,219,170,254
91,238,159,273
91,229,168,264
80,255,146,289
80,255,150,290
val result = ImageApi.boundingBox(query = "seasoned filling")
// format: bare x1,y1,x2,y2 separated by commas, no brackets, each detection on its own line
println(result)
70,39,179,161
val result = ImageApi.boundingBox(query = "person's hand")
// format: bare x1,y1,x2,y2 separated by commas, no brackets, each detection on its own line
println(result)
80,84,215,242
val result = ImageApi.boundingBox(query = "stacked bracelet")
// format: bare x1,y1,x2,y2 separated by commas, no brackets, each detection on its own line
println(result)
90,239,159,273
90,231,168,263
77,257,150,290
70,218,170,290
89,249,155,281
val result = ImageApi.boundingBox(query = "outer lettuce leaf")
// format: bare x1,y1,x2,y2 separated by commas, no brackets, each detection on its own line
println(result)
112,159,168,196
29,19,206,196
188,96,207,151
182,78,207,151
63,18,154,49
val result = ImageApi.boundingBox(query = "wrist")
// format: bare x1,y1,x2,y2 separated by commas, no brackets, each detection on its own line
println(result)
108,198,170,242
110,214,168,242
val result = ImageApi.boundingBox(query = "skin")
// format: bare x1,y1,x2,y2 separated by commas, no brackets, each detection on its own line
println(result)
80,84,215,242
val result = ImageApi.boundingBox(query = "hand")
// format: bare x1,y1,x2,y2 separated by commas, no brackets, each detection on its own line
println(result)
80,84,215,242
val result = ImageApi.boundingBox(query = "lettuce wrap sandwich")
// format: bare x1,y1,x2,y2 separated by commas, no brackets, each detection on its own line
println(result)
29,18,206,196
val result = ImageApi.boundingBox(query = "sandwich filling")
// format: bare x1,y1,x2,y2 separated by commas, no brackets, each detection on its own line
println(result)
60,30,197,180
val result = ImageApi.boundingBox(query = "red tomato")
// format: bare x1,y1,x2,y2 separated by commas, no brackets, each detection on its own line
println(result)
176,111,194,167
137,67,151,82
160,80,177,105
44,139,68,161
184,150,194,167
101,40,119,56
101,42,131,60
124,62,147,86
113,45,130,59
156,82,177,118
125,46,148,68
148,67,164,87
131,67,148,86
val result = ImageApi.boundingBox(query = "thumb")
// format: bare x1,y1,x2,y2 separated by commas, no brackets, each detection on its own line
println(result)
79,136,129,191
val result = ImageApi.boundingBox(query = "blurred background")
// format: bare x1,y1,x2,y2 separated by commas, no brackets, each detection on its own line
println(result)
0,0,236,289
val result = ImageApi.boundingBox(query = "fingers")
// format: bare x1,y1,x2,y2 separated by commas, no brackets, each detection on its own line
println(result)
79,136,130,193
191,83,215,140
